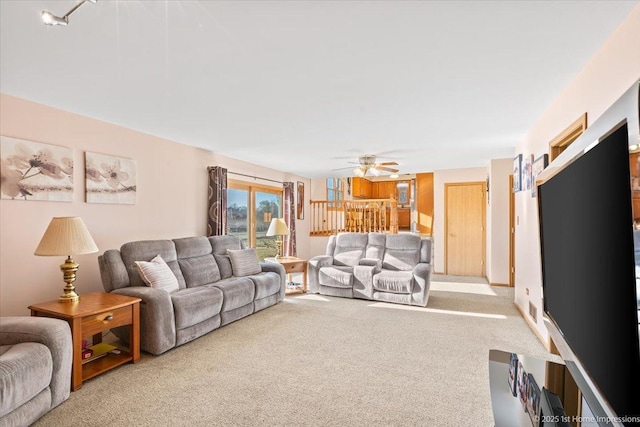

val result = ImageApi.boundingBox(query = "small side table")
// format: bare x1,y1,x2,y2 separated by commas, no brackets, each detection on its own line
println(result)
29,292,141,391
265,256,308,294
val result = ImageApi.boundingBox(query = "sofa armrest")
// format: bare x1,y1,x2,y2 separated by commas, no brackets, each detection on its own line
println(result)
353,264,377,300
308,255,333,294
260,262,287,301
411,263,432,307
358,258,382,270
111,287,176,355
0,317,72,408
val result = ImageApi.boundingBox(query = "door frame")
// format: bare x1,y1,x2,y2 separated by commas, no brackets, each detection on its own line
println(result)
509,175,515,287
227,179,283,251
444,181,486,276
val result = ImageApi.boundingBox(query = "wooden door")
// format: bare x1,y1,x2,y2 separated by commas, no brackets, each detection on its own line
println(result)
416,173,434,235
445,182,486,276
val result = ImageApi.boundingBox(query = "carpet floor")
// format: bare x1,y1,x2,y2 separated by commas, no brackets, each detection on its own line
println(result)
35,279,552,427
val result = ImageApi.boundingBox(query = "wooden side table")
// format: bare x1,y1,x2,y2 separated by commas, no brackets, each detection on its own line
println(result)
265,256,308,294
29,292,141,391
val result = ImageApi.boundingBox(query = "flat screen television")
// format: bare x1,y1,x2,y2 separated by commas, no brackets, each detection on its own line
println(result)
537,80,640,426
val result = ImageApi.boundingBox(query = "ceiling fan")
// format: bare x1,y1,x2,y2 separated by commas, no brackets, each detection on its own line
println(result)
333,154,399,177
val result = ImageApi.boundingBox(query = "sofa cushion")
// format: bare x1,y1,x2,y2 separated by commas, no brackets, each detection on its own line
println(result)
0,342,52,418
121,240,186,289
382,234,421,271
170,287,224,329
173,237,221,287
212,278,256,311
135,255,180,293
333,233,368,267
178,255,221,288
249,272,281,299
213,255,233,279
365,232,386,260
319,266,353,288
374,270,414,294
209,236,244,279
227,248,262,276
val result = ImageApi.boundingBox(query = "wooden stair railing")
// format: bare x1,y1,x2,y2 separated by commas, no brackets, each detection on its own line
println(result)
310,198,398,236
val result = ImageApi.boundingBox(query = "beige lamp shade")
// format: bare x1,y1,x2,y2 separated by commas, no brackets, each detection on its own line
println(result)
266,218,289,237
35,217,98,256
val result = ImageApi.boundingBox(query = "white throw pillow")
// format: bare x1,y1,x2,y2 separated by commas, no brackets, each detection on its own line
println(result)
227,248,262,277
135,254,179,293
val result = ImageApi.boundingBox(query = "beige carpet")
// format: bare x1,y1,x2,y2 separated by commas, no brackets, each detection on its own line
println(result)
36,279,552,427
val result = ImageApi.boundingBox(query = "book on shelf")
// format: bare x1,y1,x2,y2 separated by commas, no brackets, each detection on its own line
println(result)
82,343,117,364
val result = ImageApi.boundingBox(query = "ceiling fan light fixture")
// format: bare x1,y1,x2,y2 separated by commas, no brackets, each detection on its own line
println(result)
41,0,97,26
41,11,68,26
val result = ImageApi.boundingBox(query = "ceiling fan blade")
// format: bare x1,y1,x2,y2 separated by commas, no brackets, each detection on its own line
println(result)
332,166,359,171
375,166,399,173
377,161,399,166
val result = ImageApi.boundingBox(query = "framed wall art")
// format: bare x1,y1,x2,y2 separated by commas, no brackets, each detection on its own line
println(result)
531,154,549,198
296,181,304,220
523,154,533,192
85,152,137,204
513,154,522,193
0,136,73,202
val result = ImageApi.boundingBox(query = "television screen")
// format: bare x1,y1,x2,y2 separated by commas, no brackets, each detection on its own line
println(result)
538,121,640,422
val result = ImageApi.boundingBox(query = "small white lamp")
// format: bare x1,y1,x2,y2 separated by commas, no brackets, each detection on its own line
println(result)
266,218,289,259
34,217,99,302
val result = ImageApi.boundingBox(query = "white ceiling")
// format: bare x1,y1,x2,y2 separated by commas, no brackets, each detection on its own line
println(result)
1,1,637,178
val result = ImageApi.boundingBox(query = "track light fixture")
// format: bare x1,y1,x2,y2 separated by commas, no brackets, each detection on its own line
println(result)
41,0,97,26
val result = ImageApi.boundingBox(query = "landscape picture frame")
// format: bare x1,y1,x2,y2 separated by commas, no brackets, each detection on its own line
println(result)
526,373,541,426
513,154,522,192
508,353,519,397
0,136,73,202
531,154,549,198
85,151,137,204
296,181,304,220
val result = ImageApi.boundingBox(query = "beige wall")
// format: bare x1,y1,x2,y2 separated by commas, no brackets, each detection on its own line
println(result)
0,94,310,316
487,158,513,286
514,3,640,344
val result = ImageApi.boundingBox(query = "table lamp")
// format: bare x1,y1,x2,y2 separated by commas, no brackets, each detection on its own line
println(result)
34,216,99,302
266,218,289,259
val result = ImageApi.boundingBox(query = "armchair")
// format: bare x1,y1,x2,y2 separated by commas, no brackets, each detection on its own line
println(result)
0,316,72,427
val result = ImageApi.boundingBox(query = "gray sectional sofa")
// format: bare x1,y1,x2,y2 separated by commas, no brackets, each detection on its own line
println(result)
0,316,72,427
308,232,433,307
98,235,286,355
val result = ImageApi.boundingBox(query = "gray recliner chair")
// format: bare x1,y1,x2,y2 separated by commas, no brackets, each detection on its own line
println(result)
0,316,73,427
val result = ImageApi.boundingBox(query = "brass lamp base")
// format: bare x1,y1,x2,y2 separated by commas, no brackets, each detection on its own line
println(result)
275,239,283,260
59,255,80,303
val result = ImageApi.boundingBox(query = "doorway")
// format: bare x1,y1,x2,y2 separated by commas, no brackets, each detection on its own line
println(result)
445,182,486,276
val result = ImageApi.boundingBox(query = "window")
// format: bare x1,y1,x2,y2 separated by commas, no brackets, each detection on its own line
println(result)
226,180,282,260
326,178,344,209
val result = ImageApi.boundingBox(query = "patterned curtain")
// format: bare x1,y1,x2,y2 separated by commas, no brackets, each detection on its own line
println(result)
283,182,297,257
207,166,227,236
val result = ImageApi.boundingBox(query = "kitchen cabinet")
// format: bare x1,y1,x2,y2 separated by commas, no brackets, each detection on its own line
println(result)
352,177,372,198
397,209,411,230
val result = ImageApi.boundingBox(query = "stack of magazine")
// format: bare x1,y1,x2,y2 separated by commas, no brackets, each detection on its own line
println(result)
82,343,117,364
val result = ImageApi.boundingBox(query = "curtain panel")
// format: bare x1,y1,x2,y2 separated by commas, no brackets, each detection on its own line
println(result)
283,182,297,257
207,166,227,236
